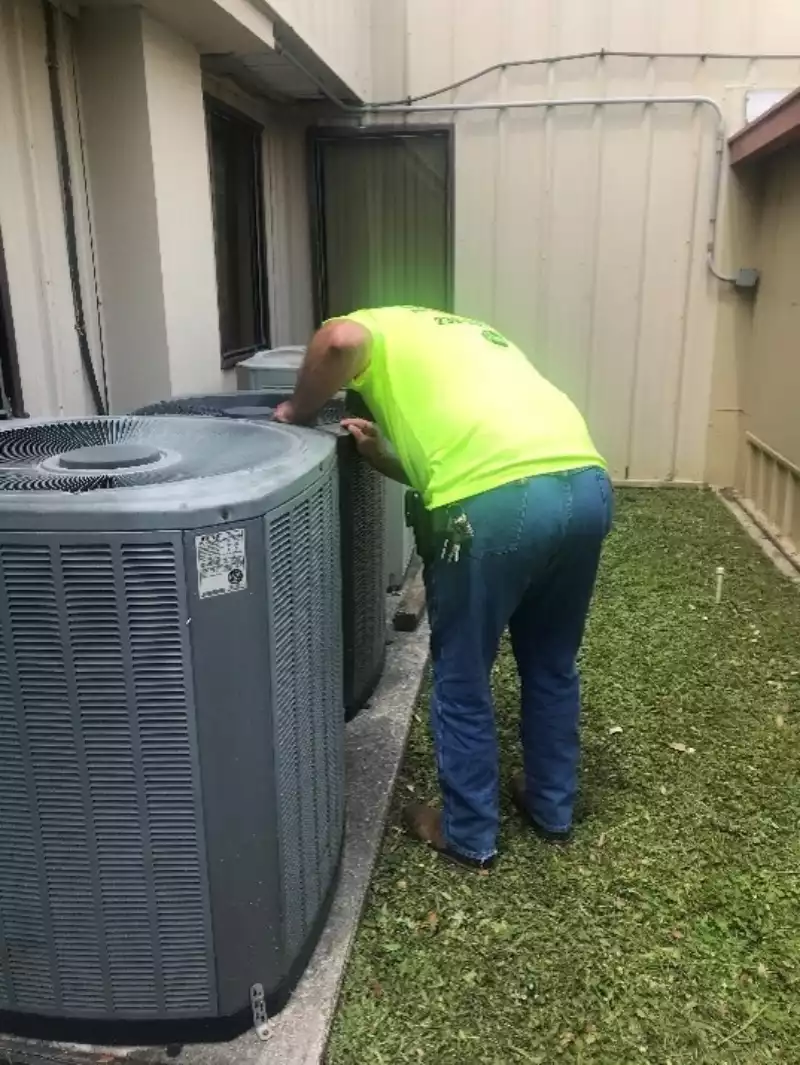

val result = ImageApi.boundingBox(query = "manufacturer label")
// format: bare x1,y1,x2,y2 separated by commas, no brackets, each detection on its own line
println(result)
196,528,248,599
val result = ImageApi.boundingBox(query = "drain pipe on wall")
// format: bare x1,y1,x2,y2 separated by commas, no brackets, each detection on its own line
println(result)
278,44,765,291
43,0,108,415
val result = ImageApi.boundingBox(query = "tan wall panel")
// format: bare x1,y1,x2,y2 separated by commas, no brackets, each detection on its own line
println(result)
584,103,651,479
266,0,371,98
392,0,800,482
745,150,800,471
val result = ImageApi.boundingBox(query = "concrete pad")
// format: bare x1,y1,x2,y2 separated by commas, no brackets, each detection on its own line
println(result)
0,616,430,1065
207,618,430,1065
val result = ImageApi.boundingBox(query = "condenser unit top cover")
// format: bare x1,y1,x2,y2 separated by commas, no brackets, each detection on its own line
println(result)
236,346,307,391
0,416,333,531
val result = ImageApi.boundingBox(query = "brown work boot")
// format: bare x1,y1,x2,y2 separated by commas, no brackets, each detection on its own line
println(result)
510,773,572,844
401,803,496,872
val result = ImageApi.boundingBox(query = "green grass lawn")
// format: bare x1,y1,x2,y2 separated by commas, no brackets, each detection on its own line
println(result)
328,490,800,1065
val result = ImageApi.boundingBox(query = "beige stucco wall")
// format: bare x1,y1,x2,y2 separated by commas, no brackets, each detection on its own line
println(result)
0,0,313,419
266,0,371,99
0,0,102,417
368,0,800,484
78,6,223,412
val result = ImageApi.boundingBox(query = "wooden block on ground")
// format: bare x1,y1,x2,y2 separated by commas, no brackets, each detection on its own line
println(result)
393,567,427,632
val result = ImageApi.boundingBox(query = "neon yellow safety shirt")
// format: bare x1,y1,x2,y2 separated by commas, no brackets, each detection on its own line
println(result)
344,306,606,511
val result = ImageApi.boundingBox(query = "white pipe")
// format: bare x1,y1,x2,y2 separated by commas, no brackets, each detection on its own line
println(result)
715,565,725,603
276,40,740,285
366,96,724,122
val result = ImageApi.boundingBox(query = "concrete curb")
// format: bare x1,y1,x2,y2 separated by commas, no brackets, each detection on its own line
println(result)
714,489,800,586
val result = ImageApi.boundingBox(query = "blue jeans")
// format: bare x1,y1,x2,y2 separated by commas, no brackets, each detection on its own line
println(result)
423,467,613,861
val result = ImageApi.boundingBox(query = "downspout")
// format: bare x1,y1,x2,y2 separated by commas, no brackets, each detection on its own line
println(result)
278,44,761,289
43,0,107,415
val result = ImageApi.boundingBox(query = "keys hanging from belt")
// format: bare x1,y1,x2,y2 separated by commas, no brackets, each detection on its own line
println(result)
440,508,474,564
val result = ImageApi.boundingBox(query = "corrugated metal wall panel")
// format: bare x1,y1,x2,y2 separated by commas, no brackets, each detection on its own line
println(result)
391,0,800,482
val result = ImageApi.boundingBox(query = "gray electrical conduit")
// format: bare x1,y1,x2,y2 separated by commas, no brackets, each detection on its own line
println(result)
375,96,734,284
278,43,795,285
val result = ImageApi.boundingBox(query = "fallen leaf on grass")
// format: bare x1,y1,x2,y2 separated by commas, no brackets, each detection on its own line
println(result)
669,742,696,754
558,1031,576,1051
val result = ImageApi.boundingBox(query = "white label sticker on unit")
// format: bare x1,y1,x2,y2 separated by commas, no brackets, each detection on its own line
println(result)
196,528,248,599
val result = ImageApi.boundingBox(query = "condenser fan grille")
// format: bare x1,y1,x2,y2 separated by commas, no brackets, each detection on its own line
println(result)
0,417,293,494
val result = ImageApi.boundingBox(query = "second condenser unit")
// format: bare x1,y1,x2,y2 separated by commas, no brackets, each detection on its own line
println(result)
134,390,387,717
238,348,416,590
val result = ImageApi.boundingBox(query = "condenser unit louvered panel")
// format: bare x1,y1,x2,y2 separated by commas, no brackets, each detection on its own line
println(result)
269,475,343,963
312,477,344,891
343,450,387,711
61,544,156,1015
121,545,214,1017
0,537,215,1020
1,544,107,1015
0,611,54,1012
268,509,304,959
0,415,343,1040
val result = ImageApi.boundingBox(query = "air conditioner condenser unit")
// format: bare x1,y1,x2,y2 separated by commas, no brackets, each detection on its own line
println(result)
0,415,344,1042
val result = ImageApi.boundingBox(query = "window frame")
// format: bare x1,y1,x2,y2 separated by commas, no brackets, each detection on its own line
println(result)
204,95,270,369
0,231,25,419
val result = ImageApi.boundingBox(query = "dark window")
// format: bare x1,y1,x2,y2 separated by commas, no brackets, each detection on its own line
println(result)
206,99,268,367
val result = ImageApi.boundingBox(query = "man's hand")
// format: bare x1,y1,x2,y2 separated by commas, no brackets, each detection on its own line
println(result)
273,400,299,424
341,418,384,463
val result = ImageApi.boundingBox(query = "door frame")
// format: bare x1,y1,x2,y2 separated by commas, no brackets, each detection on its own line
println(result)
308,125,455,324
0,231,25,418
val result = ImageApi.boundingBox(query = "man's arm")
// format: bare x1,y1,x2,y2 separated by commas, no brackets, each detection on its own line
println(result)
274,319,371,424
367,450,411,486
341,419,411,485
